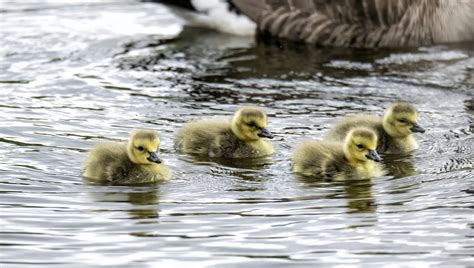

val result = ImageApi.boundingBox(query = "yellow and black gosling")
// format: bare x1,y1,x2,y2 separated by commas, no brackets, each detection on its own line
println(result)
293,127,383,179
82,129,170,184
175,107,274,158
325,102,425,154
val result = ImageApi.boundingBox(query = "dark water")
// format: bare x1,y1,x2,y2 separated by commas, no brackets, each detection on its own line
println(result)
1,1,473,267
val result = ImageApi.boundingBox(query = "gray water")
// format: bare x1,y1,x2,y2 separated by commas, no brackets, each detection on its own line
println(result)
1,1,473,267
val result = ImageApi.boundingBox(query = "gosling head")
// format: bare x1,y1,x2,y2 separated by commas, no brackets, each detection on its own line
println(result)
127,129,162,165
231,107,273,141
344,128,382,163
383,102,425,138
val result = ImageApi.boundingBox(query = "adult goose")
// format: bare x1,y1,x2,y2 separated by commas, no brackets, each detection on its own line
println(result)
153,0,474,48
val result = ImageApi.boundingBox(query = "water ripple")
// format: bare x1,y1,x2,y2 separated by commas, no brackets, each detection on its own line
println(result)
0,1,473,267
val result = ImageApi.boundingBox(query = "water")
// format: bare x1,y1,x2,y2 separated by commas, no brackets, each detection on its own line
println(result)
1,1,473,267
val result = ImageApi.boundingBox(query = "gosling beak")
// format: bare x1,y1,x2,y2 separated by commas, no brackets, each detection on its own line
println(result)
366,150,382,162
258,128,273,139
147,152,162,164
410,122,425,133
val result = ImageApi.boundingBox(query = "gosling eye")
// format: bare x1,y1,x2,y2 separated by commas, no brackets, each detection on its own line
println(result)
246,122,256,128
398,119,408,124
356,144,364,149
137,146,145,152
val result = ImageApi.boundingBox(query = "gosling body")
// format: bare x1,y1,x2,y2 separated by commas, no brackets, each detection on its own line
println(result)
325,102,425,154
82,129,170,184
175,107,274,158
293,128,383,179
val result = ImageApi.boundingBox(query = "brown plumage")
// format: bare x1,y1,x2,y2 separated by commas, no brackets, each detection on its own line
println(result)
231,0,474,47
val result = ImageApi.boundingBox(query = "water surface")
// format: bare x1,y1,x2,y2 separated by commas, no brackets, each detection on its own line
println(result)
1,1,473,267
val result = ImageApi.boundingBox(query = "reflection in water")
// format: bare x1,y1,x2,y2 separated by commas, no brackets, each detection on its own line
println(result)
180,153,272,170
296,174,376,214
382,153,417,178
127,190,161,220
344,179,376,214
88,187,162,221
178,154,272,192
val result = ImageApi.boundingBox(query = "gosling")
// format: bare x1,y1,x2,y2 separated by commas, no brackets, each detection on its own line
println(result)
82,129,170,184
325,102,425,154
175,107,274,158
293,128,383,179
